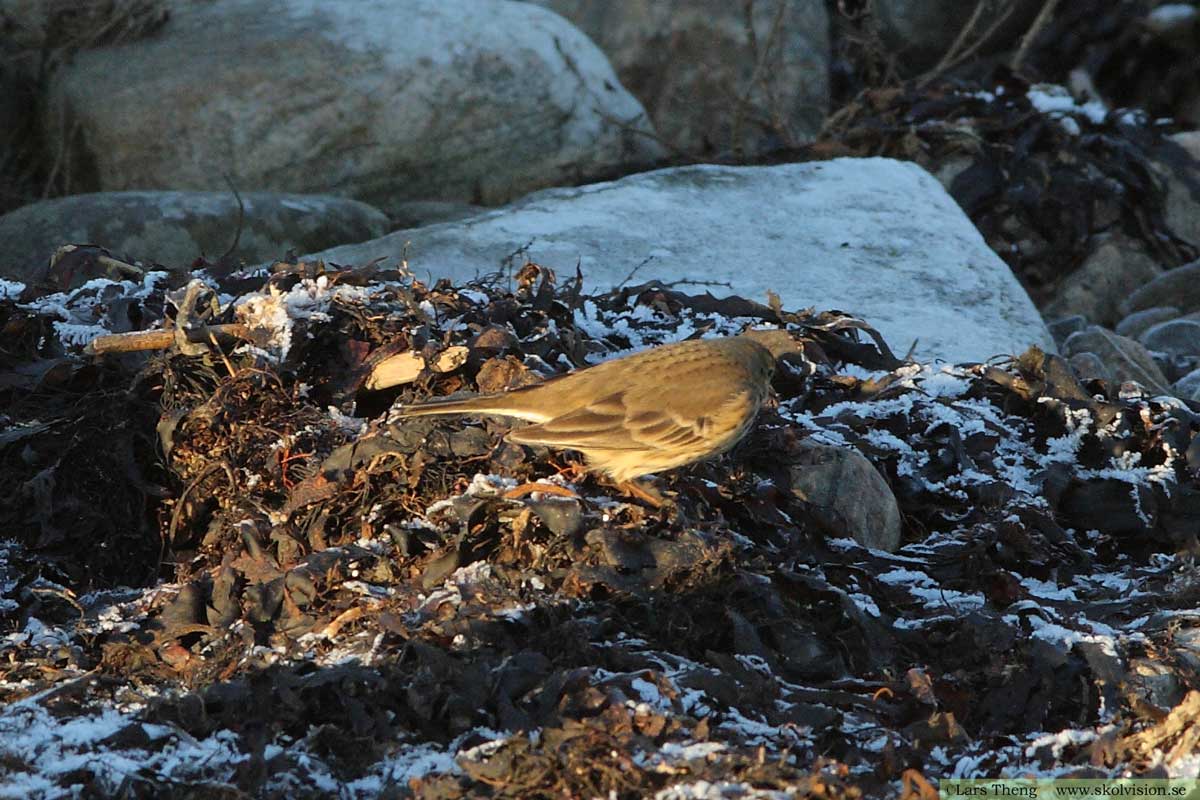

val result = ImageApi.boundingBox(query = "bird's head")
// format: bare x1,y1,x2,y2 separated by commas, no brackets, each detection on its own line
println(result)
739,328,802,362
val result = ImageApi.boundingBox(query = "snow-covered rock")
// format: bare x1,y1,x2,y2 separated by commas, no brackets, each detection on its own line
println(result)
305,158,1054,364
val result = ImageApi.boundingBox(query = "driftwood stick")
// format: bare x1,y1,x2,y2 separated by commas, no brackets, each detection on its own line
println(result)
86,323,252,355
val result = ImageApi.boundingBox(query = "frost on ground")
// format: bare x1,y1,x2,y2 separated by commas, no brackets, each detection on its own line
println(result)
2,261,1200,798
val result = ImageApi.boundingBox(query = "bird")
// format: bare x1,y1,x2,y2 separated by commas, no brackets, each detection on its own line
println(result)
390,330,796,489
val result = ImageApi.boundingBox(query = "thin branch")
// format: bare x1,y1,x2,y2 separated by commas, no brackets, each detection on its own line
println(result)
219,174,246,263
917,1,1017,87
923,0,990,82
1010,0,1061,73
86,323,252,355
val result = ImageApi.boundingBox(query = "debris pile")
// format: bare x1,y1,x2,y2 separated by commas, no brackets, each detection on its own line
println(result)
817,70,1200,308
1023,0,1200,130
2,259,1200,796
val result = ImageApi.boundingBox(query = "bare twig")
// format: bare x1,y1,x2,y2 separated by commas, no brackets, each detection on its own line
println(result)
963,5,1019,65
731,0,792,156
209,330,238,378
1010,0,1061,73
43,112,79,198
218,174,246,263
826,0,902,116
917,0,1017,87
86,323,252,355
926,0,989,79
659,278,733,289
615,256,657,289
592,106,695,162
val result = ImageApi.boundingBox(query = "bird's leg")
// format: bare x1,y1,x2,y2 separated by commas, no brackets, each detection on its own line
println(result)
502,482,579,501
551,459,588,483
616,479,667,509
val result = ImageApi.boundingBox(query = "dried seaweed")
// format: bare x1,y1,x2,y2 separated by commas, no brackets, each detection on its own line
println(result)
3,262,1200,796
819,72,1199,306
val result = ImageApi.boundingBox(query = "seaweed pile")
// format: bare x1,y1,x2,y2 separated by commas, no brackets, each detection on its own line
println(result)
816,69,1199,308
2,259,1200,797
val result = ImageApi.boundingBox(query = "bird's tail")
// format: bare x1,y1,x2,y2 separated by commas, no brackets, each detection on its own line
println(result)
391,391,557,423
390,394,499,418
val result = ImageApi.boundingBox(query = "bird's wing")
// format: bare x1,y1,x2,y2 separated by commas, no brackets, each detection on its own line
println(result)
507,389,717,453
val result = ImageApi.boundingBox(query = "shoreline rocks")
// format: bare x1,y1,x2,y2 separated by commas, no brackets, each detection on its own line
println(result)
305,158,1055,365
0,190,390,281
42,0,663,214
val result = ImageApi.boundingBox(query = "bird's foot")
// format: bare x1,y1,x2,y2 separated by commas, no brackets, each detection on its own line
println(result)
551,460,588,483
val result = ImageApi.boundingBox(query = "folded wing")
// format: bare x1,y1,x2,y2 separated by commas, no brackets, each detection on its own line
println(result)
507,388,731,456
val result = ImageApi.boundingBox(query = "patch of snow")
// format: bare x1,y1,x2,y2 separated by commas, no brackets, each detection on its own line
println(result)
1021,577,1078,602
0,698,250,798
1027,84,1108,124
0,279,25,299
654,780,793,799
1148,4,1198,27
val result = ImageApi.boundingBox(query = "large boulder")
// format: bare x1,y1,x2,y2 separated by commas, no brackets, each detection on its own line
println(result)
305,158,1054,364
42,0,661,214
528,0,829,156
0,191,389,281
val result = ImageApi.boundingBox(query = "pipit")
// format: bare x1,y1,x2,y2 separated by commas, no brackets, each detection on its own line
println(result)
391,331,796,488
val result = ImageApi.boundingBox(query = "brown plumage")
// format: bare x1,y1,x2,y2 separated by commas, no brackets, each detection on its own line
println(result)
391,331,794,482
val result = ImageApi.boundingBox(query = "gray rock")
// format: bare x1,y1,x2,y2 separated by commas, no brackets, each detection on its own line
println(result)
1128,657,1186,714
931,155,973,191
1115,306,1181,340
391,201,485,230
1046,315,1088,346
1153,133,1200,249
1172,367,1200,402
1139,319,1200,360
786,442,902,552
1174,627,1200,674
1042,235,1165,326
1174,131,1200,163
0,190,389,281
1062,326,1171,395
42,0,661,214
304,158,1055,365
528,0,829,156
1067,352,1112,385
1120,259,1200,317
